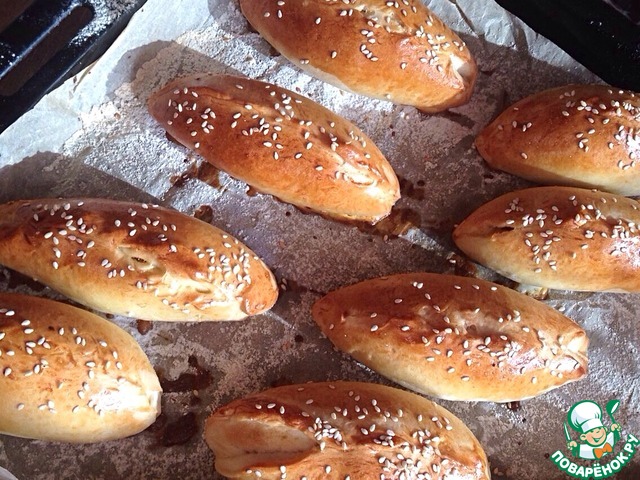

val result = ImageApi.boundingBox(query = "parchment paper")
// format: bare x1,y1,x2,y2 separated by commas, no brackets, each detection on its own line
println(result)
0,0,638,479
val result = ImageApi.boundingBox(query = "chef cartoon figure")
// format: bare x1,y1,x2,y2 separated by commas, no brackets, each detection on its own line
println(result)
566,400,621,461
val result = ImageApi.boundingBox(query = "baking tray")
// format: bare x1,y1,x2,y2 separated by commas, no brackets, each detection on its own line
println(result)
0,0,639,479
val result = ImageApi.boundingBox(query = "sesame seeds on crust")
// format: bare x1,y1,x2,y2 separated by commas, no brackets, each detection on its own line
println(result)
454,186,640,292
477,85,640,195
0,198,277,321
148,74,400,222
240,0,476,112
312,273,588,402
0,293,161,442
206,381,490,479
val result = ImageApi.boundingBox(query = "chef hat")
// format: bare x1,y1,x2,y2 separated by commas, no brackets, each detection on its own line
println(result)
568,400,604,434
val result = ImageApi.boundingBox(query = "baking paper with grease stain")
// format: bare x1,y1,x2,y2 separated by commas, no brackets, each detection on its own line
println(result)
0,0,638,478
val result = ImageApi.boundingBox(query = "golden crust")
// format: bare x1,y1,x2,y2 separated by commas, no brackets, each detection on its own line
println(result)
453,186,640,291
0,198,278,321
240,0,477,112
0,293,161,442
205,381,490,479
476,84,640,195
147,74,400,224
312,273,588,402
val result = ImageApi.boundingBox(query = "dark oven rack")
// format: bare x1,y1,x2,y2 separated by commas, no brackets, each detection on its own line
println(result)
0,0,147,133
496,0,640,92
